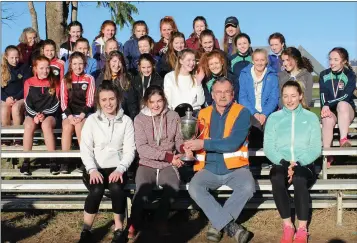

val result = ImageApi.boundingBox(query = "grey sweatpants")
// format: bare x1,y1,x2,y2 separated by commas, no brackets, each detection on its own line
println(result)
188,167,256,231
131,165,180,228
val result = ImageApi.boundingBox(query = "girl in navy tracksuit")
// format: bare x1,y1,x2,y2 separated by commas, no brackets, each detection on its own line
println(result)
320,47,356,167
230,33,253,84
124,20,148,76
60,52,95,174
21,56,60,175
59,21,83,62
199,50,237,106
268,32,286,73
1,45,32,128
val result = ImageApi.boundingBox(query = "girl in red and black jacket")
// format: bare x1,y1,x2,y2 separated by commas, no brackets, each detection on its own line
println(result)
21,56,60,176
60,52,95,174
41,39,65,84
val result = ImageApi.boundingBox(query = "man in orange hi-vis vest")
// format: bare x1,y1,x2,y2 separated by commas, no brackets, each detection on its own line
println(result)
184,77,255,243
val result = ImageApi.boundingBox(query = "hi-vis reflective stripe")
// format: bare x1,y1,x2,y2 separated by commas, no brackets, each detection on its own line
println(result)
223,151,248,159
196,154,205,161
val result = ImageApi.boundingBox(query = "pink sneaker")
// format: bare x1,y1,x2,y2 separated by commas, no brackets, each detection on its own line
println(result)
326,156,334,168
280,224,295,243
293,227,309,243
340,137,352,147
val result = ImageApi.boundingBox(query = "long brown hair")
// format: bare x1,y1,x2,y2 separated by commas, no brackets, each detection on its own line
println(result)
174,49,196,87
281,47,314,73
142,85,168,109
223,22,241,54
159,16,178,39
63,52,87,89
32,56,58,95
199,50,227,77
103,51,131,91
166,32,186,70
1,45,20,88
282,80,309,110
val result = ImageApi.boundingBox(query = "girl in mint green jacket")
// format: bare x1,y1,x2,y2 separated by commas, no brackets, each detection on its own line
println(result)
264,81,322,243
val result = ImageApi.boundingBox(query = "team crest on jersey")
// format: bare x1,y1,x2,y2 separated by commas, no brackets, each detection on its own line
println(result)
53,70,59,76
338,82,345,90
82,84,88,90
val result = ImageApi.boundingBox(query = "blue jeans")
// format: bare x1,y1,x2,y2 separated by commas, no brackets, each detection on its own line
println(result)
188,167,256,231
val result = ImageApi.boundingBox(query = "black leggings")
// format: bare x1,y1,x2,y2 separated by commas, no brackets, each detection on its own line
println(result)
83,167,127,214
269,164,316,221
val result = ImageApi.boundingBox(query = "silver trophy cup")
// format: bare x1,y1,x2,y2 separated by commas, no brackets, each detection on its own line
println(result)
179,109,205,162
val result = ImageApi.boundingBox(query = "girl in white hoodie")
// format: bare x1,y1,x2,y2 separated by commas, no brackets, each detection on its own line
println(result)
79,80,136,243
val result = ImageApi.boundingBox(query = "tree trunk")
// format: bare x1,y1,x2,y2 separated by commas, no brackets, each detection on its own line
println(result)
45,2,69,48
71,1,78,22
28,2,39,36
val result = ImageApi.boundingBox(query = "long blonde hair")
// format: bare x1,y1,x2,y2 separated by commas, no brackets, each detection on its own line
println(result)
174,49,196,87
1,45,20,88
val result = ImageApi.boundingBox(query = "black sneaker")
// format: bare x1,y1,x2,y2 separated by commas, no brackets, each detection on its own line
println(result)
78,229,92,243
224,222,250,243
50,161,60,175
206,225,223,242
111,228,124,243
75,163,85,173
60,163,69,174
20,160,31,176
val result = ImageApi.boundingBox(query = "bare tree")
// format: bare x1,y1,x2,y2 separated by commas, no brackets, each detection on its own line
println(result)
28,2,39,35
71,1,78,22
1,4,23,26
45,2,69,46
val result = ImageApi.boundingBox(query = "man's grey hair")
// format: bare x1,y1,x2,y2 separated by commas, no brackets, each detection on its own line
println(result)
211,77,234,92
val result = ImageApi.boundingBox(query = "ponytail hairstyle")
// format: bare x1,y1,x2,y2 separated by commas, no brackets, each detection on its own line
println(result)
190,16,208,38
18,27,40,45
282,80,309,110
252,48,268,65
268,32,286,52
132,20,149,36
103,50,131,91
94,20,117,41
95,80,123,113
41,39,57,59
63,52,87,89
138,53,156,76
174,49,196,87
281,47,314,73
199,50,227,77
167,32,186,69
234,33,253,55
138,35,155,54
32,55,57,95
1,45,20,88
159,16,178,39
67,21,83,39
142,85,168,109
329,47,353,71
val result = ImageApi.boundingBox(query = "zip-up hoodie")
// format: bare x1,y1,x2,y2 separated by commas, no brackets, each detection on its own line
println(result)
59,40,76,61
278,68,313,108
134,107,184,169
80,108,136,173
319,67,356,110
230,52,252,80
264,104,322,166
1,63,32,101
239,64,279,116
268,54,283,73
123,36,141,73
60,72,95,117
24,76,60,118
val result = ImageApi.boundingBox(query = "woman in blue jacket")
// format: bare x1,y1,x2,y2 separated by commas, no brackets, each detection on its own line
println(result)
264,81,321,243
238,48,279,147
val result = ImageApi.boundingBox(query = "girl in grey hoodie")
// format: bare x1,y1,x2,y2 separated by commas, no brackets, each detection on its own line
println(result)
79,80,136,243
279,47,314,108
129,85,187,238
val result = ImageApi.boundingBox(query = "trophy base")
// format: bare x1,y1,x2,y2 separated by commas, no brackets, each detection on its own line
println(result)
180,155,196,163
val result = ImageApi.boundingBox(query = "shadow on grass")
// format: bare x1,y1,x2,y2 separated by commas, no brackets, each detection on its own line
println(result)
1,209,54,243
